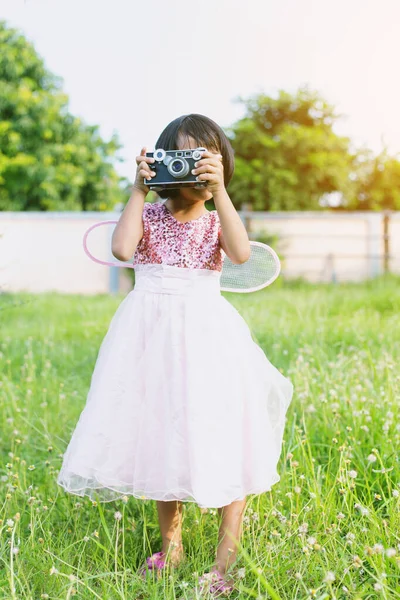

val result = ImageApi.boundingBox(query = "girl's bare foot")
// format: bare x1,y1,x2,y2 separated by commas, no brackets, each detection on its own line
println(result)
163,541,186,567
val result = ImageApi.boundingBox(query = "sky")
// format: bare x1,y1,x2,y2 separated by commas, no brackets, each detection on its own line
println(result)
1,0,400,179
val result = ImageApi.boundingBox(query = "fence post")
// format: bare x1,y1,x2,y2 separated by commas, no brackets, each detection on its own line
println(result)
383,210,391,275
107,219,119,294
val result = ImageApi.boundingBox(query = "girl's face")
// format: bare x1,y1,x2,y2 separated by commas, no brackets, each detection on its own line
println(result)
172,134,215,205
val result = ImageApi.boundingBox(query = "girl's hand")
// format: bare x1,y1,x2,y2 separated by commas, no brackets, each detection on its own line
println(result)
133,147,156,194
191,150,225,195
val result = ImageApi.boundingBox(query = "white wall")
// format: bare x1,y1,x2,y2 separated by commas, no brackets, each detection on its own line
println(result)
0,210,398,294
0,213,118,294
247,211,388,283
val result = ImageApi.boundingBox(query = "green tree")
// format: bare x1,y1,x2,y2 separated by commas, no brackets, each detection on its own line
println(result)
0,20,126,211
348,147,400,210
225,86,357,211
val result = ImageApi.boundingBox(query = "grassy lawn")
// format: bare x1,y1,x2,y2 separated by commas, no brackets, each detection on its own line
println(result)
1,275,399,599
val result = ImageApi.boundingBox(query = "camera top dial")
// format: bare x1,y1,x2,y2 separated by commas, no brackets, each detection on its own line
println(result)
154,148,166,162
192,147,206,161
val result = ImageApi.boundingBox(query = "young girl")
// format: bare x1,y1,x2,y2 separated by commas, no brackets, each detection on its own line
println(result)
57,114,294,596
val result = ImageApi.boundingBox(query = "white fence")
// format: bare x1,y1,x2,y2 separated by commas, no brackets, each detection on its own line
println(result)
0,209,399,294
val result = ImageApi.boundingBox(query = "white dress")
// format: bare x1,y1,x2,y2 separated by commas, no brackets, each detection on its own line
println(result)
57,200,294,508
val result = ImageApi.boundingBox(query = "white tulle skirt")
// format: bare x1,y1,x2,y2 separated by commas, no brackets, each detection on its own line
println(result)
57,263,294,508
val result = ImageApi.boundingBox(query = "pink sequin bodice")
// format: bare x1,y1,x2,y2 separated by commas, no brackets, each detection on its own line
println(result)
132,201,224,271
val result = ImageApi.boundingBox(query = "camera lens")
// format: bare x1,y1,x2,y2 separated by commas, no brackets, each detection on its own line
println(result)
172,161,184,172
167,158,189,178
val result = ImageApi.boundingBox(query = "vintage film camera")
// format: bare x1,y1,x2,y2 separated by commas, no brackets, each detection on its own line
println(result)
144,147,208,192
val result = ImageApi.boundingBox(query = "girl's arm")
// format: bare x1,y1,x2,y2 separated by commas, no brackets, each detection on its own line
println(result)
213,188,251,265
111,187,147,262
192,149,251,265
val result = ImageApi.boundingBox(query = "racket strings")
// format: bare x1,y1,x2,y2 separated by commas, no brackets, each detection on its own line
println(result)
220,244,279,290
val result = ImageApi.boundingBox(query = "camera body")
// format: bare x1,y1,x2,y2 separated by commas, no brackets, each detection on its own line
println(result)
144,147,208,192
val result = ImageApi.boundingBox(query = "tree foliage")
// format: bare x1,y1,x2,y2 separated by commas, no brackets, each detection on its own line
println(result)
0,21,126,211
225,87,358,211
349,147,400,210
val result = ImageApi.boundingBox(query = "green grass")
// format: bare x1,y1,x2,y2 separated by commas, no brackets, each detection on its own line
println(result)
1,275,400,599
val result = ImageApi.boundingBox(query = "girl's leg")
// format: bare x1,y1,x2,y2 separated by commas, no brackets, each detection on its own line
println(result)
156,500,185,566
214,498,247,576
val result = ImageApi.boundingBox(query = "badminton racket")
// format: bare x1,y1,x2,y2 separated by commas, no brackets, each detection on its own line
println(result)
83,220,280,293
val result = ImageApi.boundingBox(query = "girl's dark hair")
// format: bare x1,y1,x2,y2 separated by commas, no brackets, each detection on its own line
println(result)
154,113,235,199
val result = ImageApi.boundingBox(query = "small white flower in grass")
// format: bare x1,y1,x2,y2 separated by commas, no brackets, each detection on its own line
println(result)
122,495,129,503
50,566,58,575
354,503,369,515
114,511,122,521
307,536,317,546
68,574,76,582
294,486,301,494
348,470,357,479
6,519,14,527
337,512,345,520
367,453,377,463
392,490,399,498
373,544,384,554
298,523,308,533
324,571,335,583
374,583,383,591
237,568,246,579
12,547,19,555
386,548,396,557
83,536,90,542
352,555,363,568
294,572,302,580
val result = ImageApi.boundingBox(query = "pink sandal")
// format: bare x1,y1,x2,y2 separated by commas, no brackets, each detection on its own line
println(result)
198,569,235,597
138,551,167,579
